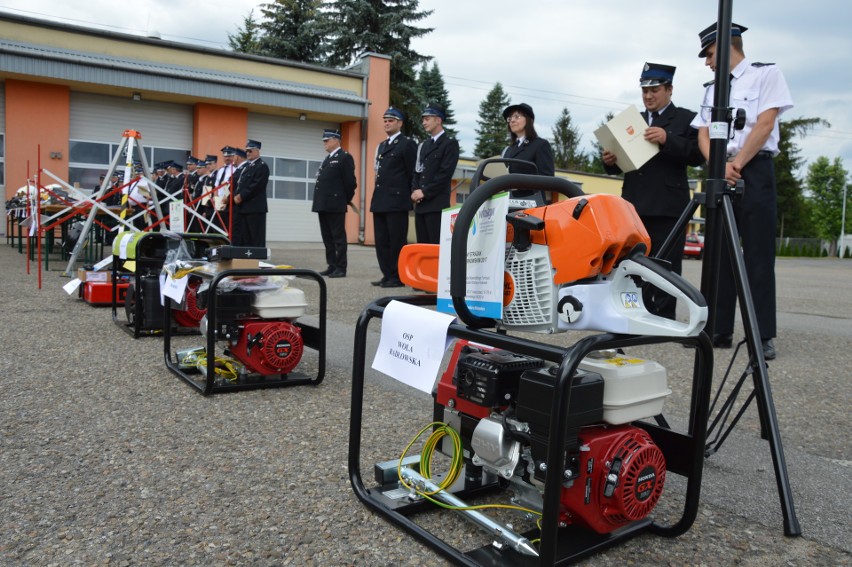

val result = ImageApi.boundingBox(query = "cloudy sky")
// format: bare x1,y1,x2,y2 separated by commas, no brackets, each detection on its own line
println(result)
2,0,850,174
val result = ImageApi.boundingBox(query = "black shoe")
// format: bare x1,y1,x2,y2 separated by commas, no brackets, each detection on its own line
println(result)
328,270,346,278
318,268,333,276
713,334,733,348
762,339,777,360
381,280,404,288
371,280,385,286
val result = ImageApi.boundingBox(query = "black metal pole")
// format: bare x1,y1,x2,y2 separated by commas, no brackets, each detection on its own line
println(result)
700,0,735,337
700,0,801,537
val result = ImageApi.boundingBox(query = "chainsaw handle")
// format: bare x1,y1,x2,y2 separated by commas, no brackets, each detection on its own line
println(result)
451,174,584,328
626,254,707,308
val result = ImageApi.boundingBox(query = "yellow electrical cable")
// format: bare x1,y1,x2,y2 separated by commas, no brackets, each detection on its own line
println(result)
397,421,543,520
190,353,241,382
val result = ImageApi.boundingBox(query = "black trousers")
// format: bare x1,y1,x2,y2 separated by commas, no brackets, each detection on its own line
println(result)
374,211,409,282
414,211,442,244
318,212,347,273
715,155,777,339
642,215,685,320
233,211,266,247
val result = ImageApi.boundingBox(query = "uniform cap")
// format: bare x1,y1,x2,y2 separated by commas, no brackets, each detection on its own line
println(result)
502,103,535,120
383,107,405,121
205,154,218,164
246,139,262,149
234,148,247,158
322,129,341,140
421,103,446,120
639,62,676,87
698,22,748,57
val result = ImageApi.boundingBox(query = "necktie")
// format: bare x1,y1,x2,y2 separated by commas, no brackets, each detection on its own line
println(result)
647,111,659,126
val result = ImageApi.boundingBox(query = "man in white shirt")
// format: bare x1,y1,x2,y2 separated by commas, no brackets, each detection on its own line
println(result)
691,22,793,360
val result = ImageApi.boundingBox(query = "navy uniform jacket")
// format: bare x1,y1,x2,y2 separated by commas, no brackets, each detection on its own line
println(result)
234,158,270,214
413,134,460,214
165,174,185,197
370,134,417,213
230,163,247,199
313,149,356,213
502,137,555,176
606,104,704,218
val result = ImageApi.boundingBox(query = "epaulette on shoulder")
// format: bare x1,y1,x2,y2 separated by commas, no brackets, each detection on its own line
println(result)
703,80,715,88
752,62,775,67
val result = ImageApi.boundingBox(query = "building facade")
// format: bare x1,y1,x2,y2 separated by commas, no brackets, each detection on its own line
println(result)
0,13,390,243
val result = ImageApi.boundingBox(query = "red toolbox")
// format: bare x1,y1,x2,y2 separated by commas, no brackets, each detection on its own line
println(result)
82,281,130,306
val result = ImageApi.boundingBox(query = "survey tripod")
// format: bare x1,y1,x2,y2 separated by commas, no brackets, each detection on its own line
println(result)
654,0,801,537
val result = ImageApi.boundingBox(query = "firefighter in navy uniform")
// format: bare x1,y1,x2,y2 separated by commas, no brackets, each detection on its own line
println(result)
187,159,211,233
313,129,357,277
233,139,270,247
185,156,201,196
411,103,460,244
154,162,168,191
691,22,793,360
164,161,185,200
501,102,555,206
370,107,417,288
602,63,704,320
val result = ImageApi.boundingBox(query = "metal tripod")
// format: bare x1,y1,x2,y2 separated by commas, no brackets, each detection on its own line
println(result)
654,0,800,537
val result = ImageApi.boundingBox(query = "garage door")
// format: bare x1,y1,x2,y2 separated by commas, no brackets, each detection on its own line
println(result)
248,112,338,243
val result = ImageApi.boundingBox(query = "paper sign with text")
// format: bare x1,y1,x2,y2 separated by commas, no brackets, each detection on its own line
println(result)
159,273,189,305
436,192,508,318
371,300,456,394
169,201,184,233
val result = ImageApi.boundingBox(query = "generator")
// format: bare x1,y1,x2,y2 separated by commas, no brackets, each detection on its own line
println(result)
164,266,327,395
111,231,229,337
349,174,714,565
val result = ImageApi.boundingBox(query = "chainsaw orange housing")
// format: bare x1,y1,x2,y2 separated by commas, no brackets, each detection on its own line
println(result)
397,194,650,292
518,194,650,285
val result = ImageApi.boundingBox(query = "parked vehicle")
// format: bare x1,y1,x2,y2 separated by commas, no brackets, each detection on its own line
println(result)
684,233,704,259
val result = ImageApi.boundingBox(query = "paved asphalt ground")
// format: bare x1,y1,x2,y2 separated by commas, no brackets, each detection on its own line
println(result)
0,239,849,566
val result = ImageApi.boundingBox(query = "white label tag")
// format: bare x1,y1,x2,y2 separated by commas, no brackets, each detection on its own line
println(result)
709,122,729,140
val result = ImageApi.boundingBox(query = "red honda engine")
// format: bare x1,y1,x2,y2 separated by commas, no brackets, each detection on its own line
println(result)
561,425,666,533
229,318,304,375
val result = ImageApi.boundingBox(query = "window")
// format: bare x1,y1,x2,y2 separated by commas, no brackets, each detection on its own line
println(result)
265,156,322,201
68,139,187,192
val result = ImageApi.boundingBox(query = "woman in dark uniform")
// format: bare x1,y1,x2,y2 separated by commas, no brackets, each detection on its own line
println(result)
501,103,554,205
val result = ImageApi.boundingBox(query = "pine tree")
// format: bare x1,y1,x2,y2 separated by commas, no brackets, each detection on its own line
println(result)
256,0,326,63
776,117,829,238
323,0,433,136
228,9,263,54
550,107,587,170
415,63,459,147
474,83,510,159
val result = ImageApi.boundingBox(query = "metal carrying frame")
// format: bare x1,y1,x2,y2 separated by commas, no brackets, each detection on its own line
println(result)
111,231,229,338
348,175,715,565
163,267,327,395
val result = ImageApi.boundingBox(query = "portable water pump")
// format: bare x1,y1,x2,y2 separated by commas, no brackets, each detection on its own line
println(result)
435,341,669,535
349,174,715,565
